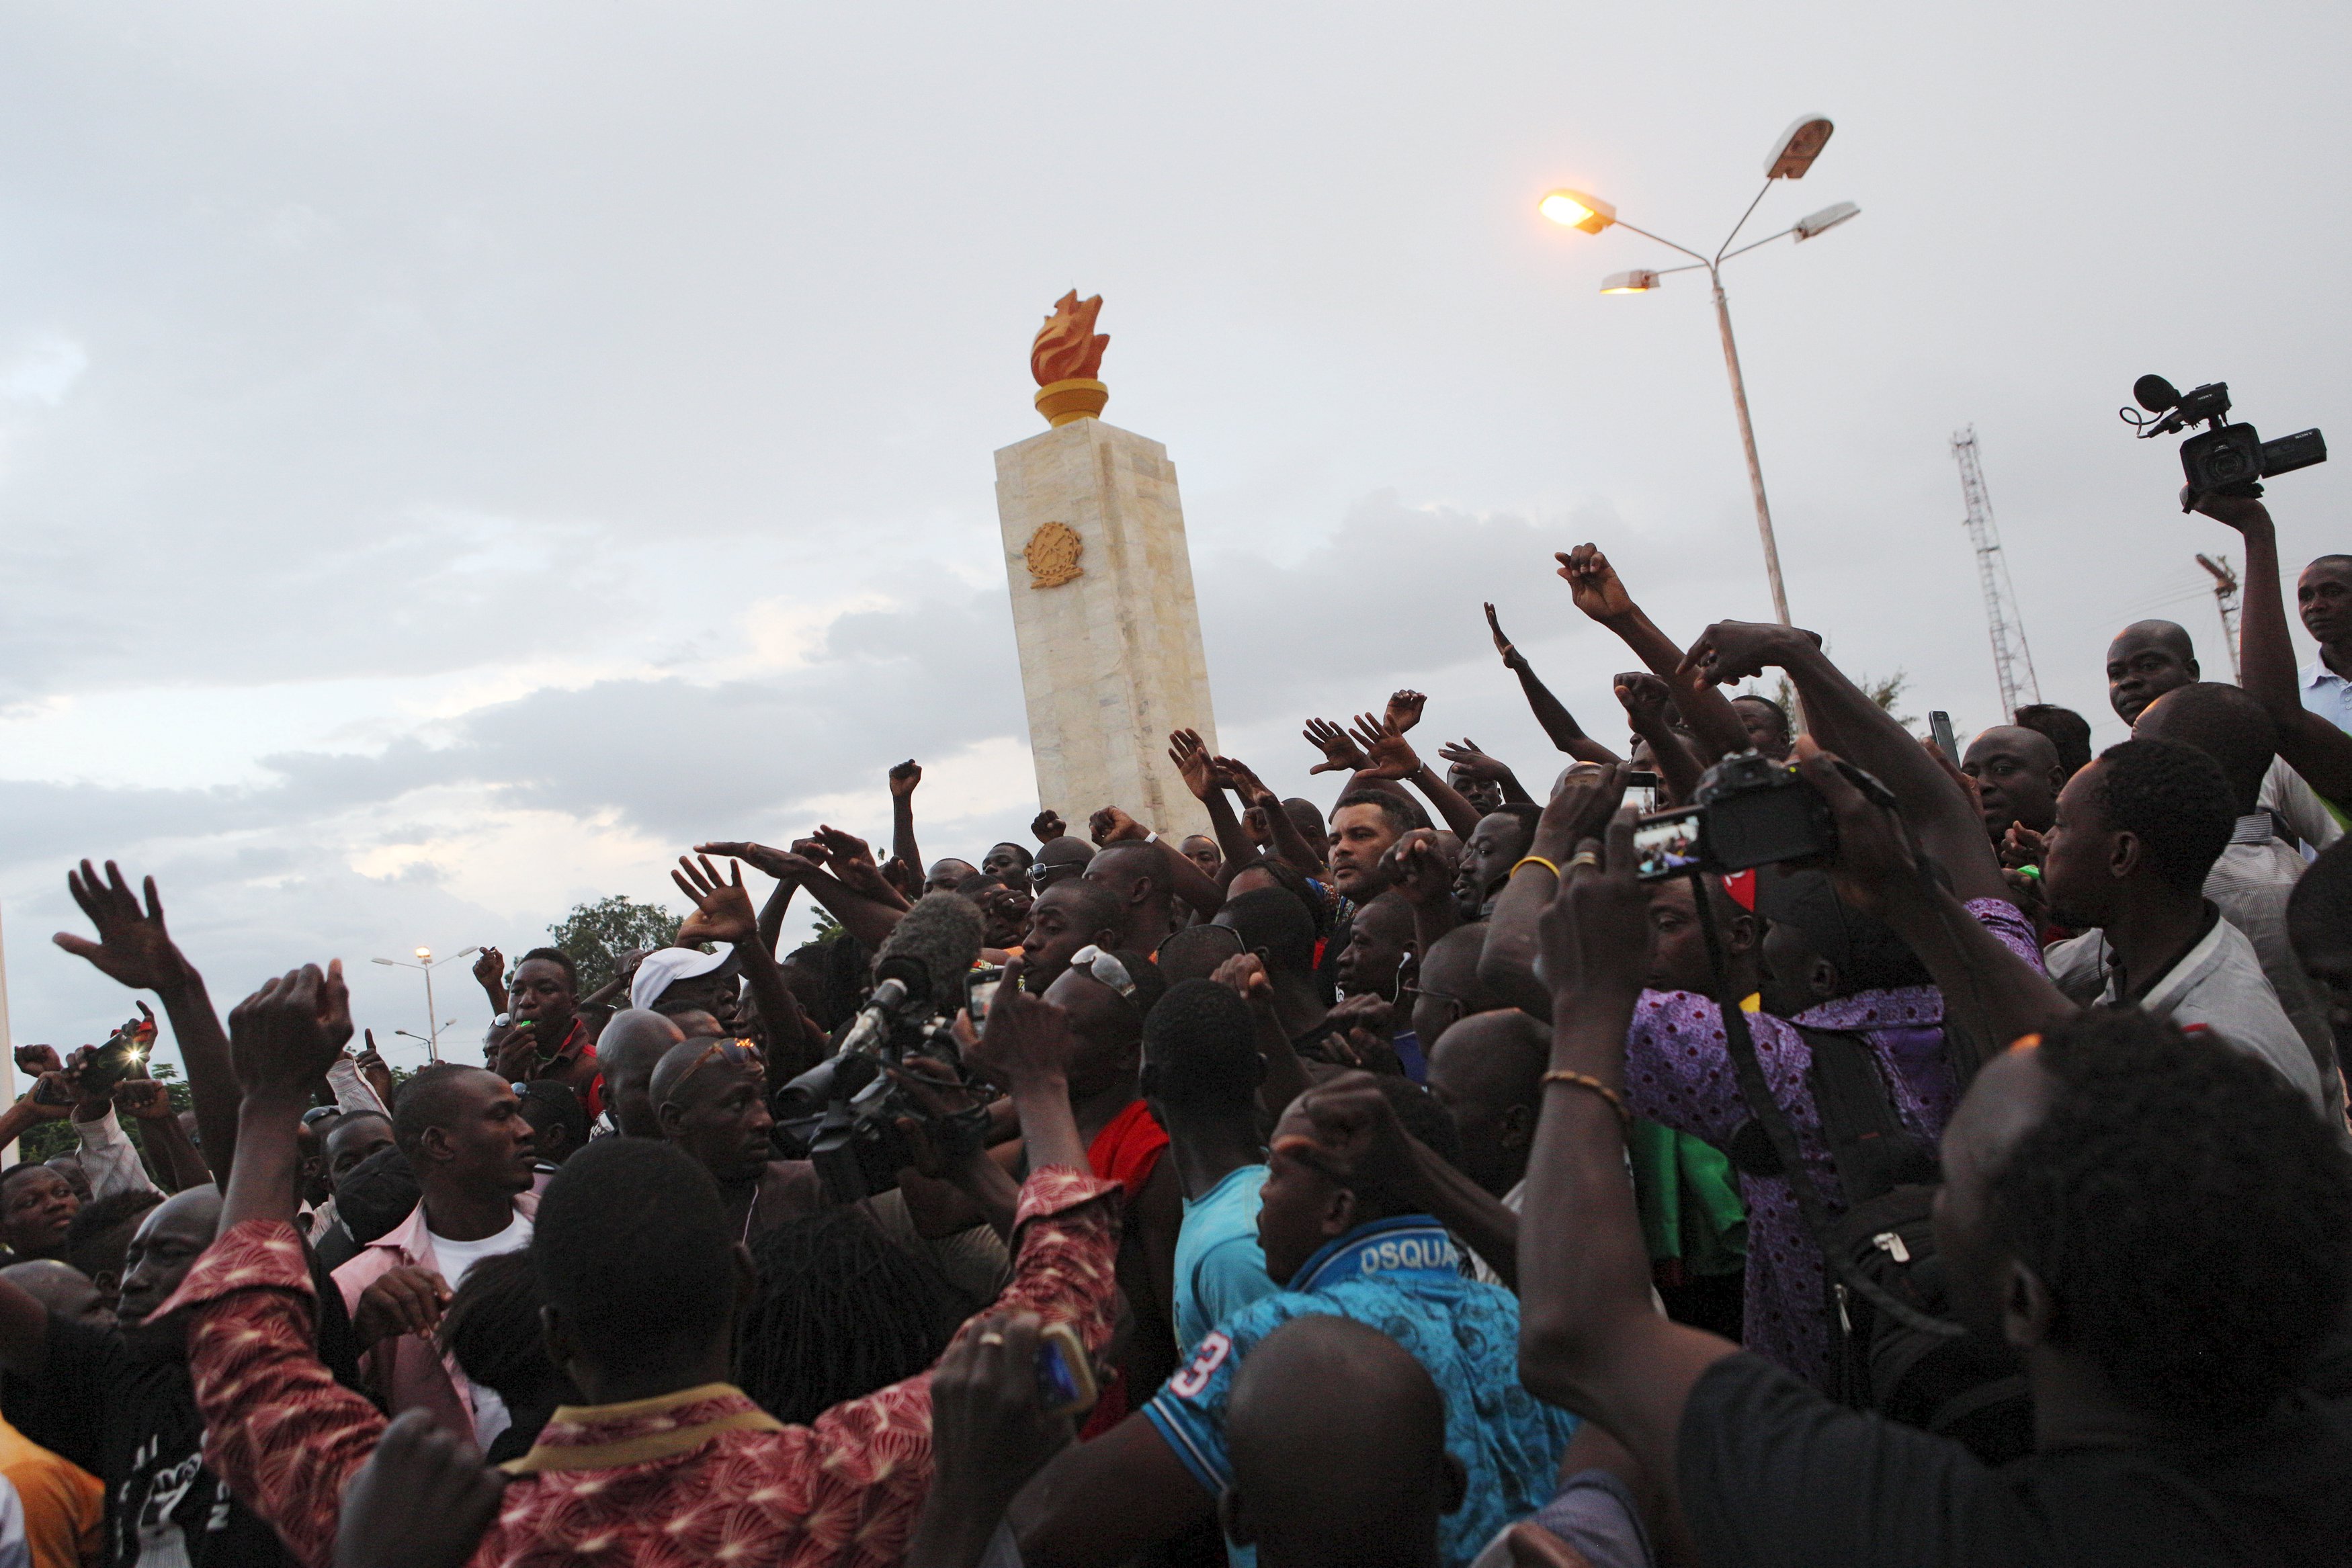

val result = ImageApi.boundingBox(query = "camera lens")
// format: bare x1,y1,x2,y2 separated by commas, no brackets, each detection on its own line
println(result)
2204,445,2256,483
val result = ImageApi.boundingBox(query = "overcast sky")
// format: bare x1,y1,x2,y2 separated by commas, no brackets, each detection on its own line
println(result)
4,1,2348,1071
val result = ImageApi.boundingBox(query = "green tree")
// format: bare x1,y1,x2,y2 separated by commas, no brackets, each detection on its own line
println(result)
546,896,681,996
1860,669,1916,728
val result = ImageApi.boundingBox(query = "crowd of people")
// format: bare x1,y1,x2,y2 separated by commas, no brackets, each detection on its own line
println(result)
0,483,2346,1567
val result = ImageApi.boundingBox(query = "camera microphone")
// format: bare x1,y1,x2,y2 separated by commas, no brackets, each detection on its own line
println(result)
837,893,986,1055
2134,374,2181,413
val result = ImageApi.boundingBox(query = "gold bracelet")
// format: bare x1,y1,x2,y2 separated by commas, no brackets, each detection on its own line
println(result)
1510,855,1561,881
1541,1069,1633,1132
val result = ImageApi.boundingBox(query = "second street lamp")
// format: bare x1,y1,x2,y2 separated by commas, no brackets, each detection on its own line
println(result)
370,945,481,1062
1540,116,1860,629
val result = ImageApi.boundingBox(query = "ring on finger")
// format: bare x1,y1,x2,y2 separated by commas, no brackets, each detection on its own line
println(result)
978,1332,1006,1347
1568,850,1601,871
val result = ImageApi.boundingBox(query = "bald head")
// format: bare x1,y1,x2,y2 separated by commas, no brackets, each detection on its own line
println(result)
1425,1010,1549,1197
648,1035,745,1111
1411,923,1495,1051
1,1259,113,1328
1223,1316,1460,1568
1032,834,1095,891
2134,681,2277,814
1085,842,1174,947
598,1008,687,1138
2105,619,2199,724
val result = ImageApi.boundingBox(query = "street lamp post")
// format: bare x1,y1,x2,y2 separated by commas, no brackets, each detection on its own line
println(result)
1540,116,1859,628
370,945,481,1062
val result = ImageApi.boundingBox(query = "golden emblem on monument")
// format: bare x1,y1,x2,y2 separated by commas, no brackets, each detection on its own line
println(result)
1023,521,1085,589
1031,292,1111,427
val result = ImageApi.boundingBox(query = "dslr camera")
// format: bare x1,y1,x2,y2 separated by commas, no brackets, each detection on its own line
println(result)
1634,750,1894,881
2125,374,2326,498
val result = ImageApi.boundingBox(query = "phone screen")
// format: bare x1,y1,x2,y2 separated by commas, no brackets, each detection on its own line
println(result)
964,965,1006,1023
1929,710,1959,767
1634,807,1705,881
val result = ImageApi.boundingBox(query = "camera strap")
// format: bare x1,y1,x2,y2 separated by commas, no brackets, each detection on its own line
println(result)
1689,871,1963,1341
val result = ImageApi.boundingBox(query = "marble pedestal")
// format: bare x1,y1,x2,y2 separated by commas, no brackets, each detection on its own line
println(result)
993,417,1218,839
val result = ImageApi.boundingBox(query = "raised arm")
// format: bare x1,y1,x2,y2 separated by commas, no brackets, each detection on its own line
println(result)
1559,546,1752,765
671,855,820,1076
1216,756,1326,876
889,760,926,882
1683,620,2012,906
1347,712,1483,838
1377,829,1463,954
165,960,392,1568
52,862,237,1180
2192,491,2352,805
699,840,907,951
1613,672,1705,805
1169,730,1249,905
115,1077,210,1194
1092,805,1226,920
1486,603,1623,765
1795,741,2077,1061
1435,738,1534,806
1513,810,1736,1500
1292,1073,1523,1287
1476,764,1631,1020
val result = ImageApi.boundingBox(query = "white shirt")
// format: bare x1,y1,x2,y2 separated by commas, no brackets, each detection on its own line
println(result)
2205,816,2345,1126
2302,657,2352,735
2045,914,2324,1110
2259,757,2344,856
426,1211,534,1450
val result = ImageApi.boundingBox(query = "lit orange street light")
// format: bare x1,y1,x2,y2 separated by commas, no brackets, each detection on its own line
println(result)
1539,116,1860,628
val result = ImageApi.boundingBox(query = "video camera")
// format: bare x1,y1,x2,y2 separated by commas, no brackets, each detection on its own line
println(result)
2124,374,2326,498
772,894,991,1202
1634,750,1896,882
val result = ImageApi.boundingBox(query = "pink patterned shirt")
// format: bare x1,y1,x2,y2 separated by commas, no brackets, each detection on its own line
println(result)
155,1166,1120,1568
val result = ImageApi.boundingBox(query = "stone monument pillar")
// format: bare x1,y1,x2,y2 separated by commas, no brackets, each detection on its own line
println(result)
994,293,1218,838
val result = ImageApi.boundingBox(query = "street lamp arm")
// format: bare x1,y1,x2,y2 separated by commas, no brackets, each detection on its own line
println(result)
1716,226,1798,265
1712,177,1777,265
1605,218,1714,269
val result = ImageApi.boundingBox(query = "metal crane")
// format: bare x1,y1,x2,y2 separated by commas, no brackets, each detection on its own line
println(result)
2195,553,2242,681
1951,427,2042,722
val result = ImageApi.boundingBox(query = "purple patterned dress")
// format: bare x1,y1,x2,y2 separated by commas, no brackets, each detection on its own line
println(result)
1616,900,2044,1386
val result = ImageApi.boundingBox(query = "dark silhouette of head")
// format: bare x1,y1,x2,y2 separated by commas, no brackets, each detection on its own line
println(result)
2013,704,2094,780
1935,1010,2352,1428
734,1207,960,1424
1222,1315,1464,1568
2043,739,2235,930
2132,681,2277,816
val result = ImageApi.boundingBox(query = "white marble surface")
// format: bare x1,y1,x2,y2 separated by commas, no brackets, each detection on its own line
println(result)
993,417,1219,838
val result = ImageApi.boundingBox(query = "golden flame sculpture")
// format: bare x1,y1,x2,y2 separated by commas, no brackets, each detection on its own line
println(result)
1030,291,1110,426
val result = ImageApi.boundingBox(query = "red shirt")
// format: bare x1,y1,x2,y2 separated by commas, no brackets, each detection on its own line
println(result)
155,1166,1120,1568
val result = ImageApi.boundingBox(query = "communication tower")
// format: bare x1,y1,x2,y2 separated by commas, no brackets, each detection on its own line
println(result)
1950,427,2042,720
2195,553,2242,681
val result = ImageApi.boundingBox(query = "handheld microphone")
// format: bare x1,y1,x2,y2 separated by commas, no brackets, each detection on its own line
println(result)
837,893,986,1055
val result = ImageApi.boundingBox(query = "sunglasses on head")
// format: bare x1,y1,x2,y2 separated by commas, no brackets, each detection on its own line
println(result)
300,1105,341,1127
1068,945,1137,997
672,1038,763,1096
